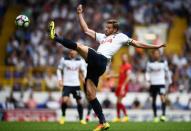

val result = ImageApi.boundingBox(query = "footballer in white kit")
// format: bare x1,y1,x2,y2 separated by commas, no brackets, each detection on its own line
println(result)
96,32,132,59
49,2,165,130
146,50,172,122
57,50,87,125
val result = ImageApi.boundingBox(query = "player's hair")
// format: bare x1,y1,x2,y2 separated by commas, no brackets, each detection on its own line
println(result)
106,19,119,32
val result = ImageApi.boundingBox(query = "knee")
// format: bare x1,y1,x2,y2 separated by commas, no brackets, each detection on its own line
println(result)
62,97,68,104
161,98,166,103
160,95,166,103
62,100,67,105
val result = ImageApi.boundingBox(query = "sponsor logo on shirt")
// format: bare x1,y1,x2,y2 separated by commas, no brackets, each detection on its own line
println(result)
100,38,113,44
66,66,79,71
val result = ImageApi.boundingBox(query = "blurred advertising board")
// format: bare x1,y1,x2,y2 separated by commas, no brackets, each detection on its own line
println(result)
4,109,57,122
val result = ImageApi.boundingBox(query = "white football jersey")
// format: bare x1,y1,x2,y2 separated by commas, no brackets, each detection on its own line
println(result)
57,57,87,86
96,32,132,59
146,60,172,85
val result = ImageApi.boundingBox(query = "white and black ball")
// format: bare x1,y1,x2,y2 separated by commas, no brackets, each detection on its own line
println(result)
15,15,30,28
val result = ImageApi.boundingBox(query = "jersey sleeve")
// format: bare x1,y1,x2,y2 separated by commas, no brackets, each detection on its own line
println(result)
164,60,169,71
57,57,65,69
120,33,133,45
95,32,106,43
164,60,172,84
57,69,62,81
145,62,151,82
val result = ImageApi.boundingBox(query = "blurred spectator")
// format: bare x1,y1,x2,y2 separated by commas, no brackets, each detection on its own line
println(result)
15,92,25,108
46,92,59,109
143,97,151,109
171,96,185,110
44,69,57,91
2,92,17,110
186,98,191,110
172,53,188,69
135,69,149,92
132,97,142,109
32,72,43,91
185,26,191,51
0,0,7,34
23,73,35,90
100,65,117,92
128,80,141,92
186,62,191,92
0,109,3,121
102,97,113,108
26,92,37,109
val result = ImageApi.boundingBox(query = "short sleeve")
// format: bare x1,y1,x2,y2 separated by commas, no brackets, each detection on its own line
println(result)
58,57,65,69
146,62,151,72
95,32,106,43
145,62,151,81
120,33,133,45
164,60,169,71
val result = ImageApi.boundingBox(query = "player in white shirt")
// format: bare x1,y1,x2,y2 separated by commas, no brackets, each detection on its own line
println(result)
57,50,87,125
49,2,165,130
146,50,172,122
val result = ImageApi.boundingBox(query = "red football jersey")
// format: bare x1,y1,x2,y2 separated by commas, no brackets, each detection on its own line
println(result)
115,63,132,97
118,63,132,87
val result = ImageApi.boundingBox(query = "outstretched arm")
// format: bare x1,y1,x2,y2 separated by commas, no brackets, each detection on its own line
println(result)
77,4,96,39
130,39,166,49
57,69,63,89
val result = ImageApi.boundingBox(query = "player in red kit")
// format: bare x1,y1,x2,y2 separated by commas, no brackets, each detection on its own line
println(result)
113,53,132,122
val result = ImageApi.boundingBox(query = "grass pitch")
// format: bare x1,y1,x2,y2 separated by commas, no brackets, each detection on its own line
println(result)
0,122,191,131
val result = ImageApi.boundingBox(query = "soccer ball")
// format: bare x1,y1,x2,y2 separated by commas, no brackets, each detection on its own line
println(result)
15,15,30,28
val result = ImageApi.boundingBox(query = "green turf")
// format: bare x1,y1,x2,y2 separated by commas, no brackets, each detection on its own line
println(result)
0,122,191,131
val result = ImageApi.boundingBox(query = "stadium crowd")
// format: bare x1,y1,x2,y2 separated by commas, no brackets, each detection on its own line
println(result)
0,0,191,113
0,0,8,34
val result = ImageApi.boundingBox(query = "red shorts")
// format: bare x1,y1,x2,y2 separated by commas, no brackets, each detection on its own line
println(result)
115,85,128,97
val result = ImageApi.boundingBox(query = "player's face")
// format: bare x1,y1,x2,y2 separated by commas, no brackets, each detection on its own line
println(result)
104,23,116,36
153,50,160,60
69,50,77,58
121,54,128,63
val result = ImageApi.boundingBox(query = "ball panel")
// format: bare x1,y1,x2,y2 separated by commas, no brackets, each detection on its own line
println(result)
24,21,30,27
15,15,30,28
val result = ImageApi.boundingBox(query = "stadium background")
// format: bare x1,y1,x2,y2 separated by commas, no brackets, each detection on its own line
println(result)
0,0,191,125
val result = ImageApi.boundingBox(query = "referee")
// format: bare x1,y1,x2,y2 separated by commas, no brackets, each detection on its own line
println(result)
146,50,172,122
